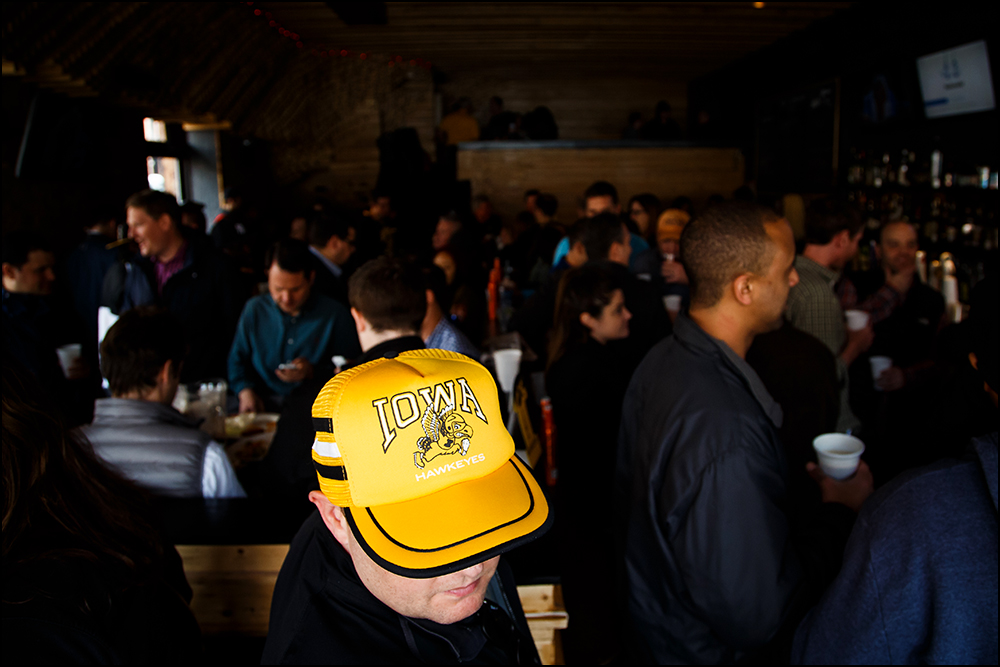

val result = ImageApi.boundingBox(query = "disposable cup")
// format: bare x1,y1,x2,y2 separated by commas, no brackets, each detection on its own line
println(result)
812,433,865,480
664,295,682,313
493,349,522,394
56,343,82,377
844,309,869,331
870,356,892,389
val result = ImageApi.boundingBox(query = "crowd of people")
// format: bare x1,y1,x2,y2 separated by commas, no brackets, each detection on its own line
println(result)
2,172,996,664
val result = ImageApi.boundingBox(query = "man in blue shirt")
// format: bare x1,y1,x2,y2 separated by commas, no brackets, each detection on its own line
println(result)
229,240,359,413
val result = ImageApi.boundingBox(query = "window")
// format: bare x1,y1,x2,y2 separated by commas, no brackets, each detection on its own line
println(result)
143,117,181,197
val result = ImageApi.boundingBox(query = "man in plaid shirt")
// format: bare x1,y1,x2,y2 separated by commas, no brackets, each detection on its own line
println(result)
785,198,873,432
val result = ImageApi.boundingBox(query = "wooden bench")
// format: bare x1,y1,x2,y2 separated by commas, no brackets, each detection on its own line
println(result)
176,544,567,664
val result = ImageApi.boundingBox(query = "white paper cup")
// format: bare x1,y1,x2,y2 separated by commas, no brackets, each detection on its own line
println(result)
812,433,865,480
493,349,522,394
663,295,682,313
870,356,892,389
56,343,82,377
844,309,869,331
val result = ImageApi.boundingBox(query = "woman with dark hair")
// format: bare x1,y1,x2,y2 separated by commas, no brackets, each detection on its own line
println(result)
626,193,662,244
626,194,664,278
545,262,634,664
2,356,201,664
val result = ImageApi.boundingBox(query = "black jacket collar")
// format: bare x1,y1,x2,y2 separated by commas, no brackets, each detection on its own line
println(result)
673,313,783,428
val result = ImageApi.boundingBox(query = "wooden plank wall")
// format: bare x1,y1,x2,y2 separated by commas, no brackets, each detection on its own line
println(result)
440,76,688,141
458,146,746,221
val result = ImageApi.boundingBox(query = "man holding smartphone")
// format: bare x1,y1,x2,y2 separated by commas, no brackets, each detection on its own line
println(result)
229,239,360,413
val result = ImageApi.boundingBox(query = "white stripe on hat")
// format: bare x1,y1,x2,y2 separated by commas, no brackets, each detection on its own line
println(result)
313,438,341,459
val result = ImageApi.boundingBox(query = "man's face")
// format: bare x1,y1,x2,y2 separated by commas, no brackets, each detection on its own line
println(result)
474,202,493,224
2,250,56,295
331,228,356,266
879,222,918,275
608,225,632,266
658,236,680,258
585,195,618,218
268,262,312,316
351,535,500,625
835,228,864,270
318,497,500,625
127,206,174,259
370,197,391,221
754,220,799,331
432,219,460,251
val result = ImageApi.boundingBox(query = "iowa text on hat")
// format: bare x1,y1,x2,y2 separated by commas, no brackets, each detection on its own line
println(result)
371,377,488,454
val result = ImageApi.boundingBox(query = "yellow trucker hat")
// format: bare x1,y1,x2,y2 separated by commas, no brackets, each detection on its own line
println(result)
656,208,691,242
311,348,551,578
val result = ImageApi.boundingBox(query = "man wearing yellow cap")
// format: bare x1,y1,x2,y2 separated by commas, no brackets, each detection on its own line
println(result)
262,349,552,664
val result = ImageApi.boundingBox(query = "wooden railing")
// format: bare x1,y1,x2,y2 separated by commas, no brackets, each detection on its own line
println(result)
176,544,567,664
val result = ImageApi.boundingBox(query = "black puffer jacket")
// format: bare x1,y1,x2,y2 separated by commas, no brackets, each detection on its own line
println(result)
615,314,854,663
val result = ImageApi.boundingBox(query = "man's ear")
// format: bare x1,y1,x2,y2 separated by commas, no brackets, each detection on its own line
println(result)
157,213,174,232
1,262,19,281
350,307,367,333
309,491,352,549
425,289,435,306
158,359,175,386
733,274,754,306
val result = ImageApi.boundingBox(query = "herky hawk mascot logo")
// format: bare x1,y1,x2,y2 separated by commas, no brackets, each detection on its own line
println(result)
371,377,488,477
414,406,473,469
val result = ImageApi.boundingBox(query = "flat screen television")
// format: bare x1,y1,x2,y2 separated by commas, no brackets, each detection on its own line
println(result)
917,40,995,119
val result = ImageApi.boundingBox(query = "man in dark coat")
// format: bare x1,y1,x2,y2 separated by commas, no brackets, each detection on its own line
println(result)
616,202,873,663
101,189,242,383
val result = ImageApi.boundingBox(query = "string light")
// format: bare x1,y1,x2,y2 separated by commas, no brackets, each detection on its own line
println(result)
239,2,434,69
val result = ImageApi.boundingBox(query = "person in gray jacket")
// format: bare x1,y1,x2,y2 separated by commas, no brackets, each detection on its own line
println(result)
81,306,244,498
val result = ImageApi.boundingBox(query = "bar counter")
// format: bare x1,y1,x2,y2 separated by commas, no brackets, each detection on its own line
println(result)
457,140,746,218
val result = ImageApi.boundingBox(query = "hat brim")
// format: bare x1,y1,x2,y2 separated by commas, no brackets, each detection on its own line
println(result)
345,455,552,578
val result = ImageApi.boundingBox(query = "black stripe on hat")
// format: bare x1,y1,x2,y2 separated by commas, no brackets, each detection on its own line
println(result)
314,461,348,481
313,417,334,433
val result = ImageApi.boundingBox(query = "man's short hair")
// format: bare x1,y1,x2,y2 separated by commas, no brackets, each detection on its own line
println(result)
472,194,491,207
101,306,185,396
308,214,353,248
536,193,558,218
265,239,315,276
569,213,626,262
878,219,917,243
681,201,780,308
584,180,619,205
804,197,862,245
125,189,181,227
1,230,50,268
524,189,540,200
421,263,452,313
348,257,426,332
